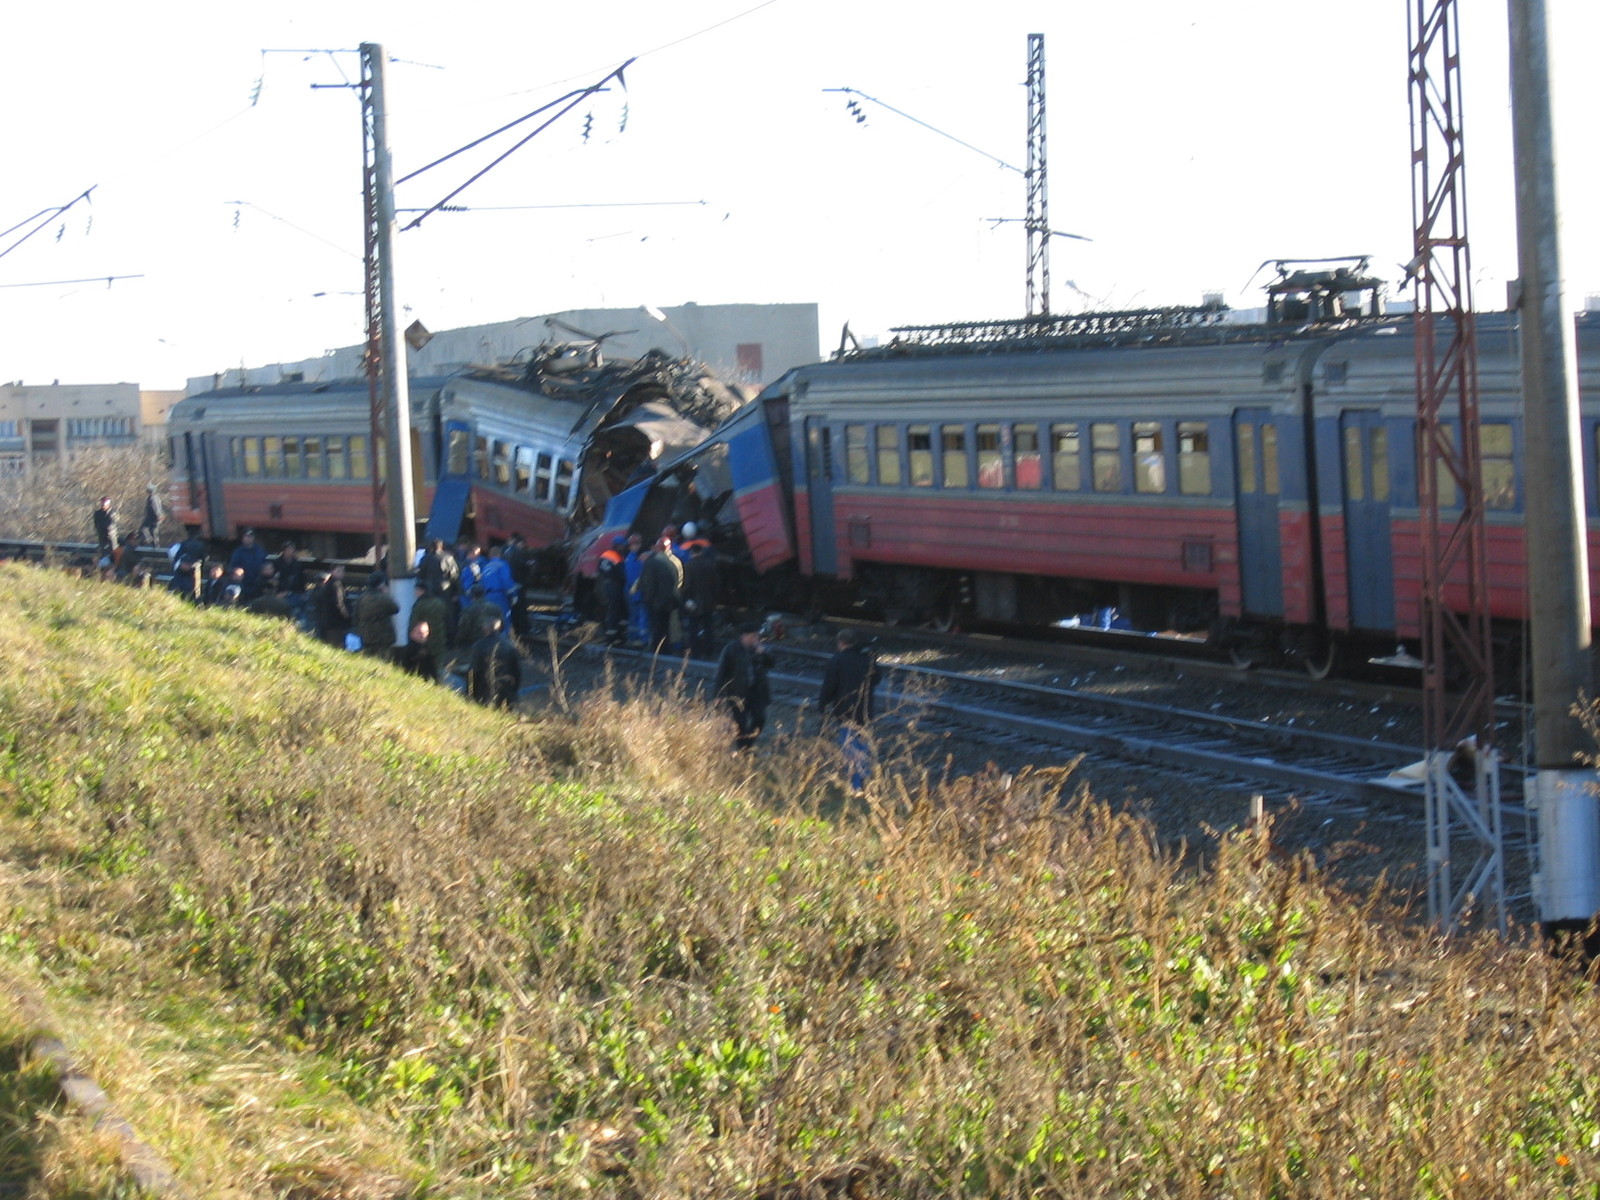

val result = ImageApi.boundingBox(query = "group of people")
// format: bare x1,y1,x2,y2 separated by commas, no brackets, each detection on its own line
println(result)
596,522,719,657
93,506,883,783
707,621,880,786
157,528,535,711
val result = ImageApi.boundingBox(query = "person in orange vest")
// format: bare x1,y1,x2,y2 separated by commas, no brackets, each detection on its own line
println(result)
597,535,629,646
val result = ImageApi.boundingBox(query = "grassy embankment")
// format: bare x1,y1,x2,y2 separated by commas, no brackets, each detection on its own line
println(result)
0,562,1596,1198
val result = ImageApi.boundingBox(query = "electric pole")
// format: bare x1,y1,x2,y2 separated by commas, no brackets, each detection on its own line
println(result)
361,43,417,585
1025,34,1049,317
1508,0,1598,938
1407,0,1503,932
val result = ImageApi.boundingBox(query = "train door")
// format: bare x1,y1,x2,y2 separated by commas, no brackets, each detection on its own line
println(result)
424,419,473,545
1338,409,1395,630
804,416,837,575
1228,412,1280,620
1232,410,1283,616
198,433,229,536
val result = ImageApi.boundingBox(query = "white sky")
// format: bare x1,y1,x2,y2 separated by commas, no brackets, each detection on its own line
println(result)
2,0,1595,390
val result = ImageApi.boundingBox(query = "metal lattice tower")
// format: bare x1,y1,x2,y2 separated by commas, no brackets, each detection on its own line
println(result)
1025,34,1049,318
1407,0,1504,932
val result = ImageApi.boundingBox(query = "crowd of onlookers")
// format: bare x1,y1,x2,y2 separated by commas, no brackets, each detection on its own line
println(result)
84,499,880,777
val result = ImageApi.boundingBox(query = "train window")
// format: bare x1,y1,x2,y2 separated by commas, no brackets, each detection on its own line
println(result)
283,436,302,478
1092,423,1123,493
1052,423,1081,491
515,446,534,493
493,441,512,487
942,426,969,488
876,426,902,486
554,460,575,509
242,437,262,478
1133,422,1165,494
1342,427,1364,501
447,429,470,476
304,437,325,480
977,424,1003,489
349,435,369,480
327,436,347,480
229,437,242,475
263,436,283,477
845,424,869,484
1261,425,1280,494
535,452,553,501
908,425,933,487
1433,428,1459,508
1236,425,1256,494
475,437,490,481
1482,422,1515,510
1178,422,1211,495
1370,428,1389,502
1014,424,1041,489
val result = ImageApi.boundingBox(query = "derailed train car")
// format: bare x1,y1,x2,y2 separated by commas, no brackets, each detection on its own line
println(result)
168,344,747,560
580,271,1600,677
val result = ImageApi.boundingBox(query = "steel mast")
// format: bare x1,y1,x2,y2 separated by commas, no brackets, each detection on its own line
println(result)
1407,0,1503,932
1025,34,1049,318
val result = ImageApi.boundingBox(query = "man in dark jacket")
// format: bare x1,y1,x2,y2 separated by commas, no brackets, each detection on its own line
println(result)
354,573,400,657
228,528,269,600
92,496,117,562
818,627,879,789
682,541,719,658
469,616,523,709
713,621,771,750
634,544,682,653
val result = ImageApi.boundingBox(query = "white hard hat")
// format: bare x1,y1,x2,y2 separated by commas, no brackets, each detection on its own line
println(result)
682,522,697,538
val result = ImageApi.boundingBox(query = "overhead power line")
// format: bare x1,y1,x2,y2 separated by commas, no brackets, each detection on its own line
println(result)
0,274,142,289
0,188,96,264
399,59,636,231
823,87,1022,174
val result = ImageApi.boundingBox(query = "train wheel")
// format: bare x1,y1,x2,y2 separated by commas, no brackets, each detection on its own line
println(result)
927,595,961,634
1299,638,1339,681
1227,644,1259,670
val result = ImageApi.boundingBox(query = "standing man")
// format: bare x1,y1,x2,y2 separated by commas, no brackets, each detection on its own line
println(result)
138,484,164,545
354,573,400,658
682,541,719,658
92,496,117,564
817,627,880,790
635,541,682,654
713,621,771,750
597,535,629,646
468,615,523,709
228,529,268,600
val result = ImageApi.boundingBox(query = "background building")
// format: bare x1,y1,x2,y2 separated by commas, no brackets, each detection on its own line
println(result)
0,382,181,478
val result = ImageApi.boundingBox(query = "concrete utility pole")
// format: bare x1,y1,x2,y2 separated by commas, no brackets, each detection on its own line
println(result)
1508,0,1599,934
361,43,418,583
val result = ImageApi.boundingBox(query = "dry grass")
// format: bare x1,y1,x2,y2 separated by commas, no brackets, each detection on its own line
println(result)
0,563,1594,1197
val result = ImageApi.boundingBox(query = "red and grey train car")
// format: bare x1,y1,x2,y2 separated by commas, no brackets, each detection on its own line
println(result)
167,346,745,561
166,377,449,560
586,294,1600,677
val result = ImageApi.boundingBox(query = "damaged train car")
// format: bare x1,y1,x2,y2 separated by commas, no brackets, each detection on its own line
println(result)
167,342,749,561
431,346,748,554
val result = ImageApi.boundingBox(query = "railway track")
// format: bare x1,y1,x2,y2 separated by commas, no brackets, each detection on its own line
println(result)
585,637,1530,827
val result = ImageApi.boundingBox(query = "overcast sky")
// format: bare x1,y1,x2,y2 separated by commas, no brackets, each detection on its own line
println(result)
2,0,1595,389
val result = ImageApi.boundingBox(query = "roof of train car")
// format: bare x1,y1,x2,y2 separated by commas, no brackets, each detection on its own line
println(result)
168,376,451,428
771,310,1600,418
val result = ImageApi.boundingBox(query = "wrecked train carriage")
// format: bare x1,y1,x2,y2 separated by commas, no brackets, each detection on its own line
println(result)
425,346,750,559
